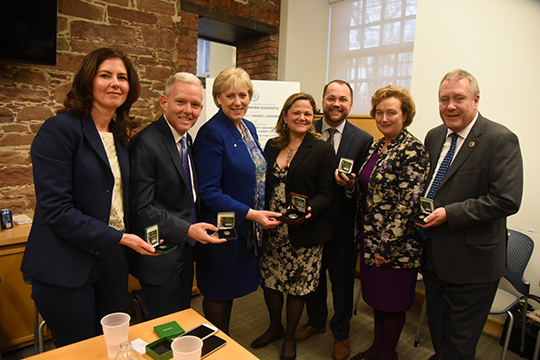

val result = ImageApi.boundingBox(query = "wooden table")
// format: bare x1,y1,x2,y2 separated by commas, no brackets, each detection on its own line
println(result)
25,309,258,359
0,212,197,353
0,212,37,352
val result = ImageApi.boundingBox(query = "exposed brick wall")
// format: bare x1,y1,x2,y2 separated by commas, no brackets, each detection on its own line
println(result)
0,0,280,213
237,35,279,80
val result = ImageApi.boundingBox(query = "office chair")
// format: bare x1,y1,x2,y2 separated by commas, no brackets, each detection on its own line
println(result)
413,230,534,360
491,229,534,360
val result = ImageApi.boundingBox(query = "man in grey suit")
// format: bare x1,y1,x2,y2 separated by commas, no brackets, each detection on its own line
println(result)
296,80,373,360
129,73,224,319
420,69,523,360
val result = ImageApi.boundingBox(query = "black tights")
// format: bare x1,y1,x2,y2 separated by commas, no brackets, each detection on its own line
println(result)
363,308,406,360
259,285,305,358
202,297,233,335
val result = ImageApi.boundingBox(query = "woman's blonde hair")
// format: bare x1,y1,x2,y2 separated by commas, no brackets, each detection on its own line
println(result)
212,67,253,107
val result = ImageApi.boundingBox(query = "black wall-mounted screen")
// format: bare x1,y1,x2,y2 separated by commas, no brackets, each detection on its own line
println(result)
0,0,57,66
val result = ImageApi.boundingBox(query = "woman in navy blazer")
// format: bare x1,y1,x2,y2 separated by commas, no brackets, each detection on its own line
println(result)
21,48,156,347
192,68,281,334
251,93,336,360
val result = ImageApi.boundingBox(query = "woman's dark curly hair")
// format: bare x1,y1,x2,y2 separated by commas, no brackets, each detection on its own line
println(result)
59,47,141,145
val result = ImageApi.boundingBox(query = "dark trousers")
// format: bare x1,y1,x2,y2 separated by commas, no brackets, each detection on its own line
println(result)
32,246,128,348
140,244,194,319
422,240,498,360
305,240,357,341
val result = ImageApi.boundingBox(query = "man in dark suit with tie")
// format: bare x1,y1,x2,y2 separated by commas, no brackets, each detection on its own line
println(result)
420,69,523,360
129,73,224,319
296,80,373,360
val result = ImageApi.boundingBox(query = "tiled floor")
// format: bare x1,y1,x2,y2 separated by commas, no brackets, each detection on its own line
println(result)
2,278,524,360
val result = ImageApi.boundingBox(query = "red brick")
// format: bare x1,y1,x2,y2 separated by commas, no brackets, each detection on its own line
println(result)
30,123,44,133
2,124,28,132
108,6,159,25
55,52,85,73
57,16,69,33
138,0,176,16
0,134,35,146
13,70,48,88
17,107,55,122
0,86,49,103
0,150,30,165
0,166,34,187
144,66,173,81
71,21,137,43
59,0,105,21
181,18,198,30
0,108,15,123
0,198,31,214
107,0,130,6
53,83,73,104
141,27,176,49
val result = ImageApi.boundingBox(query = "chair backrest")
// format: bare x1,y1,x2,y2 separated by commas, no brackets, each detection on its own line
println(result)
504,229,534,296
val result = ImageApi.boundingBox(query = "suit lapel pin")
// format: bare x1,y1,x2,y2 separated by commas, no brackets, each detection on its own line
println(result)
469,141,475,148
234,144,237,147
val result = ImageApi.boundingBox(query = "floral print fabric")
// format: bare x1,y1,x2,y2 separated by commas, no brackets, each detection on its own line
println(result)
356,129,430,269
260,162,323,296
240,120,267,253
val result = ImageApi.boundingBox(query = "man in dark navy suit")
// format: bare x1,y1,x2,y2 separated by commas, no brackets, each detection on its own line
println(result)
296,80,373,360
129,73,224,319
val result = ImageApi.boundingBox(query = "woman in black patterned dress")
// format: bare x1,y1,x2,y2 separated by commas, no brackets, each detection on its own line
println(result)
251,93,336,360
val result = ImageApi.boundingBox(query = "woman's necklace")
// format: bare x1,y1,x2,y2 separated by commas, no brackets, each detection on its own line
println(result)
286,144,300,164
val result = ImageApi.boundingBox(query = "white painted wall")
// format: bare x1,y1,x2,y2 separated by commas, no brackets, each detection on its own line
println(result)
410,0,540,297
278,0,330,107
209,42,236,77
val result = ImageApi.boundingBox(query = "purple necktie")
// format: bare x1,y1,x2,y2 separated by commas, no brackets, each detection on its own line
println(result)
181,137,197,246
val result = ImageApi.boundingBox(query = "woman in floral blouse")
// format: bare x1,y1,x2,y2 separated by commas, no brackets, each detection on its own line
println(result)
340,85,430,360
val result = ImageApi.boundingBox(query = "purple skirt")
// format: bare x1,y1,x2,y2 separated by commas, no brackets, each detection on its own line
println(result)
359,245,418,312
359,151,418,312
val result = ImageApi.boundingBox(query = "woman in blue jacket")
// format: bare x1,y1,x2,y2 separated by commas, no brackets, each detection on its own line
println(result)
193,68,281,334
21,48,157,347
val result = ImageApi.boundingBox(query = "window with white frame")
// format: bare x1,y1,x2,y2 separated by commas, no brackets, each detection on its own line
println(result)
197,39,211,78
328,0,417,114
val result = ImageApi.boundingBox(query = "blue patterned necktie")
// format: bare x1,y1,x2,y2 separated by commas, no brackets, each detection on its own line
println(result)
180,137,197,246
419,133,458,240
426,133,459,199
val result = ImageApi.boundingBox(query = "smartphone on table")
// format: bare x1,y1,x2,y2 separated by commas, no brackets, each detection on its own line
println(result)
201,335,227,358
180,323,226,358
182,322,218,340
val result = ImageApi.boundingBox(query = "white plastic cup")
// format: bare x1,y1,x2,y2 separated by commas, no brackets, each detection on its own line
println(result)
101,312,131,359
172,336,203,360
